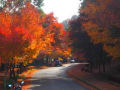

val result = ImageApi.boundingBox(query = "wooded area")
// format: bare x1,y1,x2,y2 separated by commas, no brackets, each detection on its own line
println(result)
0,0,71,81
68,0,120,72
0,0,120,89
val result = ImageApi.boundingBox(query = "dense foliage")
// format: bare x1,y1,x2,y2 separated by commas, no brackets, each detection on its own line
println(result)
68,0,120,72
0,0,71,78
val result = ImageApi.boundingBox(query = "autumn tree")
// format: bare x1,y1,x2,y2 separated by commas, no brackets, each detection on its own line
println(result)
67,0,120,72
0,11,33,78
80,0,120,59
37,13,72,65
68,12,111,72
0,0,44,11
0,1,46,78
68,18,93,71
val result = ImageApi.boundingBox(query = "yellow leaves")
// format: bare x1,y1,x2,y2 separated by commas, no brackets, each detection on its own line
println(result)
58,57,63,61
104,44,120,59
83,22,102,44
81,0,120,59
63,48,72,57
29,40,37,49
33,26,43,39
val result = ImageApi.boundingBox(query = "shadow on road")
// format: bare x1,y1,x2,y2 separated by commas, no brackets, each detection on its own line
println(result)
27,63,88,90
29,77,88,90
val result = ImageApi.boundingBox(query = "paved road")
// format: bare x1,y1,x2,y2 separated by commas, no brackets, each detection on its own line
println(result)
29,63,88,90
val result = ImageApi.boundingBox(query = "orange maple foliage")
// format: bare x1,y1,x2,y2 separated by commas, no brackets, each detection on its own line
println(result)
81,0,120,59
0,1,71,66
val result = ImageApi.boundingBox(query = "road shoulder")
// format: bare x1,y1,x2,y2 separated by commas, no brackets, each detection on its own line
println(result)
20,65,48,90
67,64,120,90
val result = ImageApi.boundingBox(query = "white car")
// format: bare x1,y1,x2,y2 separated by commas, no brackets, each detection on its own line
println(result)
70,59,75,63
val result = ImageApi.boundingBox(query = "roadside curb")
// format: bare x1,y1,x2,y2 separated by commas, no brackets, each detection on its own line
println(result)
67,69,101,90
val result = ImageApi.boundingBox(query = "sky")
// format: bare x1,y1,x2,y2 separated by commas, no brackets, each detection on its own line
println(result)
42,0,81,23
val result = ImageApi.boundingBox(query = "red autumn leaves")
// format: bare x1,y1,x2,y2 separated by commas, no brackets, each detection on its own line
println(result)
0,2,71,65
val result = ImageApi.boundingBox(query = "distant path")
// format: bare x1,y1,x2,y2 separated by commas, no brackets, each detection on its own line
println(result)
29,63,88,90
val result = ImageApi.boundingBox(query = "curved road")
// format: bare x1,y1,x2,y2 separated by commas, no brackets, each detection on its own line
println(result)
28,63,88,90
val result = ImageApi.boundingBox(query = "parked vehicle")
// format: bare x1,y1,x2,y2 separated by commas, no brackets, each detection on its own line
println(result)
8,81,24,90
54,60,62,66
70,59,75,63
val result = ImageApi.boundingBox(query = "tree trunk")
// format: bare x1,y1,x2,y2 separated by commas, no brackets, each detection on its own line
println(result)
9,64,16,79
98,64,101,72
10,67,12,78
103,63,106,72
90,63,93,72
